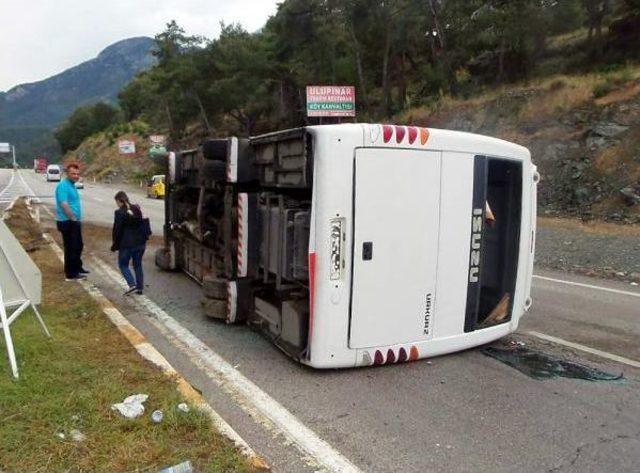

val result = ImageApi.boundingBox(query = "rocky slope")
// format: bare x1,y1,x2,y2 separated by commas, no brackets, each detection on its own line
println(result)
69,121,163,183
404,68,640,222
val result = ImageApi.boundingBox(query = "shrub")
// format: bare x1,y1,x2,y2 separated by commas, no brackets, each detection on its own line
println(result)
593,81,614,98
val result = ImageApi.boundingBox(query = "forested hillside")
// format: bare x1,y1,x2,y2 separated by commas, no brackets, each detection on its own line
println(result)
64,0,640,220
118,0,639,136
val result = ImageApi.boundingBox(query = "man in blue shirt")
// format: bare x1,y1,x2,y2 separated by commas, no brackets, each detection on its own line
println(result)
55,163,87,280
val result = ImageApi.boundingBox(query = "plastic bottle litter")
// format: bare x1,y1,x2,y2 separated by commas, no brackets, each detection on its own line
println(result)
110,393,149,419
151,410,164,423
70,429,86,442
176,403,190,413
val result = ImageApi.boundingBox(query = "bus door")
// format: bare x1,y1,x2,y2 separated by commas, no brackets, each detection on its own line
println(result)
349,148,441,349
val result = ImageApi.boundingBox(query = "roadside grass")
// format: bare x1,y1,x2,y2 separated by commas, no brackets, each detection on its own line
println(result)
0,202,255,472
518,66,640,122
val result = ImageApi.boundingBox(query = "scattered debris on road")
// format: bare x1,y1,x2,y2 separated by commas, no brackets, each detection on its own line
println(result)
69,429,86,442
110,393,149,419
151,409,164,423
158,460,194,473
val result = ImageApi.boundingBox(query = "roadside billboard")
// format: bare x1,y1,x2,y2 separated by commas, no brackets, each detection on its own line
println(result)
118,140,136,155
0,143,10,153
306,86,356,117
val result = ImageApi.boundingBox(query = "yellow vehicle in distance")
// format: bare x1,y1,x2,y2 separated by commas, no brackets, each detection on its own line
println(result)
147,174,165,199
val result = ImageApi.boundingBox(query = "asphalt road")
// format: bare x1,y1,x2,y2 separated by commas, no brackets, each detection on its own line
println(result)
0,169,11,201
6,168,164,233
4,169,640,472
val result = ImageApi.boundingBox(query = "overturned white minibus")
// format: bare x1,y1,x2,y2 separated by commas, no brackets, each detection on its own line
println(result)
158,124,538,368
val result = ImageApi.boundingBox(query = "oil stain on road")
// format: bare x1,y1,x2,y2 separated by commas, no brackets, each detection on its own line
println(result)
483,345,625,382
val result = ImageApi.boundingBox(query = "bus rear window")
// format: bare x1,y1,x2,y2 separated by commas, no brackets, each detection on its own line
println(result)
465,156,522,332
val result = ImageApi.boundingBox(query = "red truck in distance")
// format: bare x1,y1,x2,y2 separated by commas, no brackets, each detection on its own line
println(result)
33,157,48,173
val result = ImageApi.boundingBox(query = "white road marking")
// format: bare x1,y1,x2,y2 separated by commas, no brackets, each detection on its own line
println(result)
0,171,38,212
0,171,16,197
17,170,35,192
91,255,362,473
526,331,640,369
533,275,640,298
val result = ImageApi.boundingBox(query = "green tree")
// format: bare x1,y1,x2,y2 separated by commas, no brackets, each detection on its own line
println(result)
54,102,120,152
206,24,276,134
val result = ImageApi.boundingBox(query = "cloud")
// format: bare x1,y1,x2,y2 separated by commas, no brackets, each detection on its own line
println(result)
0,0,280,92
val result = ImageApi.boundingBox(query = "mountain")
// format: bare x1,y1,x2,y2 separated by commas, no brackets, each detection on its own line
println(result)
0,37,156,164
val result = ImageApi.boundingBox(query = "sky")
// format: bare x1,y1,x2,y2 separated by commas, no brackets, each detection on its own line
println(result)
0,0,282,92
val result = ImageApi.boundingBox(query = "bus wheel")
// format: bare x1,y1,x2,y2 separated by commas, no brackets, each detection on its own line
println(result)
155,247,173,270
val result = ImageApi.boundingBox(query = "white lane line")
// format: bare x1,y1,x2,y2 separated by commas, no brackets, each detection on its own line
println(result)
90,255,362,473
0,171,16,198
17,170,36,194
527,331,640,369
16,171,38,202
533,275,640,298
0,170,37,201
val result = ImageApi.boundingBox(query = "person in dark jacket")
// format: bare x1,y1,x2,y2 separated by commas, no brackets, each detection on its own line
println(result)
111,191,147,295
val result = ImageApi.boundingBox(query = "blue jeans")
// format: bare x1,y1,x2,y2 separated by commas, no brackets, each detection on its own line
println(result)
118,245,145,290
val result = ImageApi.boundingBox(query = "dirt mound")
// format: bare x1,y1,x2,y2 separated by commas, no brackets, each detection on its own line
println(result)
3,198,49,252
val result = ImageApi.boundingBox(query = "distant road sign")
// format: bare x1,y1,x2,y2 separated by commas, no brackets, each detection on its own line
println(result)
118,140,136,155
306,86,356,117
150,135,166,145
0,143,10,153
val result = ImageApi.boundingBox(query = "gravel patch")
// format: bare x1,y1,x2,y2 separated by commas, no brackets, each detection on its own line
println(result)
536,219,640,283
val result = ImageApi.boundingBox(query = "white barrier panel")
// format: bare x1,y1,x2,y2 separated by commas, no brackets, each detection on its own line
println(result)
0,219,41,305
0,216,49,378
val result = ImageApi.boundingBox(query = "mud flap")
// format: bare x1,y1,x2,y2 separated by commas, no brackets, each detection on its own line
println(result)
226,278,253,324
202,275,227,299
201,298,227,320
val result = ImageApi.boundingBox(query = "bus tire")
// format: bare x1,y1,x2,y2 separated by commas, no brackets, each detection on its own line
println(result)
155,248,172,271
202,276,227,299
201,298,227,320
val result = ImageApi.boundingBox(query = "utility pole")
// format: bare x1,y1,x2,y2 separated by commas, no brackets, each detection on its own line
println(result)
11,145,16,169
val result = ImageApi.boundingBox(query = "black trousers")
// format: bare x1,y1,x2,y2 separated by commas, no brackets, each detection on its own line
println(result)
56,220,84,278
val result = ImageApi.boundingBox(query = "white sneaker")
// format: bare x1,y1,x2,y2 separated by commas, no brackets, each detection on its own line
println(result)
123,286,137,296
65,274,87,281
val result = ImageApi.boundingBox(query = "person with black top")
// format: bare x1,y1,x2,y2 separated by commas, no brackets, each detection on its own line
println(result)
111,191,149,295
